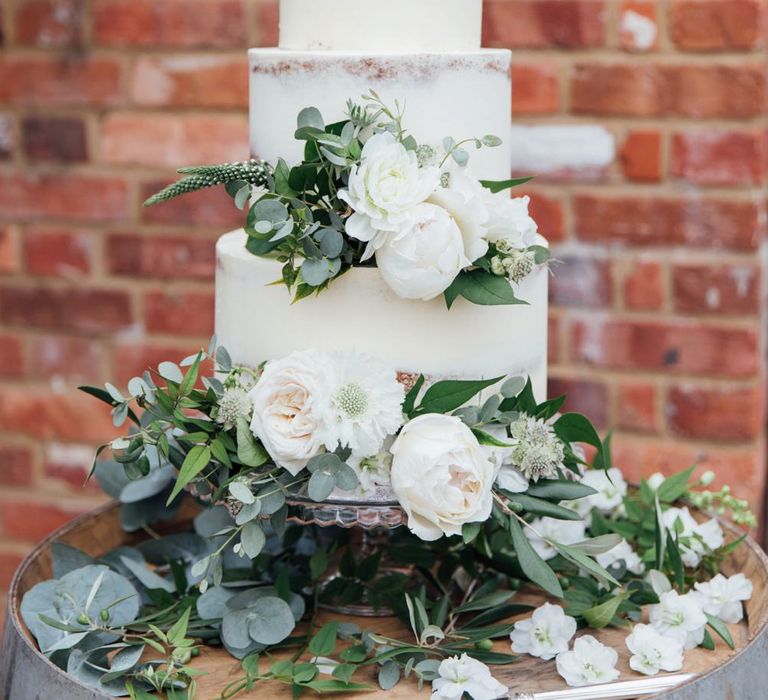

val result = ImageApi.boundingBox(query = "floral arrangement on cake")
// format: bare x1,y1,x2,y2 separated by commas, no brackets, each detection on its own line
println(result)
18,342,756,699
145,92,548,306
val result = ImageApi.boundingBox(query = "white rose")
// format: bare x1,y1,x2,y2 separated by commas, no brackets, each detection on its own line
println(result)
430,163,489,263
390,414,495,541
376,202,469,300
484,194,539,248
248,350,330,476
339,132,440,260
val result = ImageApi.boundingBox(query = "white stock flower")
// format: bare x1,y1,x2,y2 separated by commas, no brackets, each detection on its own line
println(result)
649,590,707,650
525,516,587,562
662,507,724,568
510,603,577,660
248,349,330,476
694,573,753,624
555,635,620,688
390,414,495,541
596,539,645,576
430,654,508,700
577,468,628,515
484,194,539,249
625,624,684,676
339,132,440,260
319,351,404,457
430,163,490,263
376,202,469,300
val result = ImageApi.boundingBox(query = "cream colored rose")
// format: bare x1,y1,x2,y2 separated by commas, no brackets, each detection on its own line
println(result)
376,202,468,301
390,414,495,541
248,349,329,476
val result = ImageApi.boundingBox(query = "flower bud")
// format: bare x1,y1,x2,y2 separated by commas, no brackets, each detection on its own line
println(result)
76,613,91,626
699,470,715,486
474,639,494,651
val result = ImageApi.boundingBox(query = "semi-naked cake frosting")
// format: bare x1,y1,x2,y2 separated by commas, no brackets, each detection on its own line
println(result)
216,0,549,401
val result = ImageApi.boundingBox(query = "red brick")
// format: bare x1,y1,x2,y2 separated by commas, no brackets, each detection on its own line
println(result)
483,0,606,49
100,113,248,168
30,335,103,383
0,443,34,487
144,290,214,337
0,174,130,223
548,377,609,428
0,387,116,443
574,196,761,251
549,256,613,308
672,263,760,315
0,334,25,378
0,286,133,333
256,0,279,47
0,552,24,588
668,384,764,441
93,0,246,48
0,500,88,542
548,315,560,365
619,1,659,52
23,230,92,278
620,130,662,182
22,116,87,163
107,234,216,280
0,57,121,106
572,64,765,118
113,342,196,385
617,382,659,433
130,55,248,108
511,64,560,115
44,443,102,493
14,0,84,48
140,180,244,228
526,192,565,242
570,319,759,378
671,131,766,187
670,0,764,51
623,261,664,311
0,226,20,274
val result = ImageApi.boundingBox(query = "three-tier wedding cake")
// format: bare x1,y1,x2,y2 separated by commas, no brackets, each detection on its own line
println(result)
215,0,550,400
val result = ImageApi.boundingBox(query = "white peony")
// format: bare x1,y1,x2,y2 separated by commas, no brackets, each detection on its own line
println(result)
576,468,628,515
430,654,508,700
484,194,539,249
649,590,707,650
430,163,490,263
319,351,404,457
510,603,577,660
596,538,645,576
390,414,495,541
525,516,587,562
248,350,331,476
662,507,724,568
339,132,440,260
625,624,685,676
556,635,620,688
694,573,753,624
376,202,469,301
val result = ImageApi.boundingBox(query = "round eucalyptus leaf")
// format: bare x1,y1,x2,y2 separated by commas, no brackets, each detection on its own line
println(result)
138,533,209,564
297,106,325,131
110,644,145,673
118,556,175,593
226,586,278,610
301,258,331,286
308,470,336,502
99,546,145,579
197,585,235,620
194,505,235,538
334,464,359,492
94,460,132,499
222,636,266,661
240,522,266,559
253,199,289,225
246,597,296,645
56,565,140,627
257,486,286,515
119,465,175,503
51,543,97,579
221,608,253,649
316,228,344,258
21,580,66,652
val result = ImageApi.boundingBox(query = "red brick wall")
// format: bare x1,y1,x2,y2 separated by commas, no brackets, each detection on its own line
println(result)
0,0,766,613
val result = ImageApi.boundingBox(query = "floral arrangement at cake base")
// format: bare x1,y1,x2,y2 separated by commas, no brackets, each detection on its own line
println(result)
18,339,756,699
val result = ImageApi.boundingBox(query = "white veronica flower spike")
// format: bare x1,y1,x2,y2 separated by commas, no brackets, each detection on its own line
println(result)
648,590,707,650
695,573,753,624
556,635,620,687
510,603,577,660
625,623,685,676
430,654,508,700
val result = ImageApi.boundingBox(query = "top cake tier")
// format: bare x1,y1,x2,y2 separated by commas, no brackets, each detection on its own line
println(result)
278,0,483,51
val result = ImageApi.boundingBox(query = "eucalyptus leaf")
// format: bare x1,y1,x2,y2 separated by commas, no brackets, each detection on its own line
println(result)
245,596,296,645
240,522,266,559
308,470,337,502
118,556,175,593
197,585,235,620
51,543,97,579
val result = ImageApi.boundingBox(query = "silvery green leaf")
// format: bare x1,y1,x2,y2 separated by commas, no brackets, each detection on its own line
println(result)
235,184,251,210
482,134,502,147
195,505,235,538
190,556,210,579
51,543,97,579
442,136,455,152
569,534,623,556
216,346,232,371
316,228,344,258
320,146,348,167
500,376,526,398
257,485,286,515
240,522,266,559
340,121,355,146
109,644,145,673
127,377,148,398
21,580,63,652
479,394,501,422
138,533,209,564
235,500,262,526
452,148,469,166
119,556,175,593
253,198,289,225
180,353,201,367
197,585,235,620
229,480,256,505
112,403,128,428
379,661,401,690
158,362,183,383
308,470,336,502
246,597,296,645
105,383,124,402
227,586,277,609
221,609,253,650
46,631,90,653
202,375,225,395
119,465,175,503
301,258,331,286
297,106,325,130
253,220,272,234
207,334,218,356
222,636,266,661
99,547,145,579
269,218,294,242
646,569,672,596
334,464,359,492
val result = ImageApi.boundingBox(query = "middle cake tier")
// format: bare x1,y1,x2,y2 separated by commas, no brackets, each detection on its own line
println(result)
249,49,512,180
216,230,549,400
